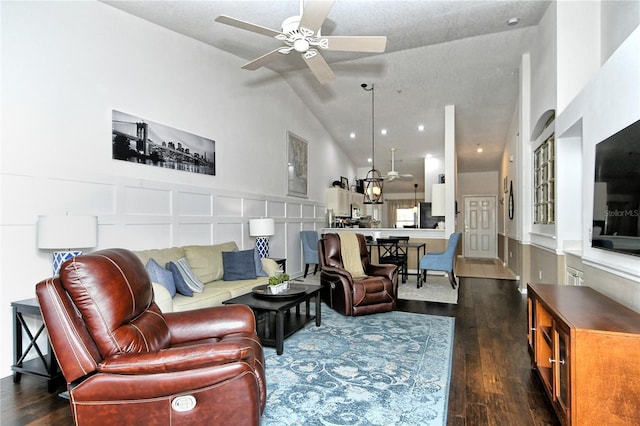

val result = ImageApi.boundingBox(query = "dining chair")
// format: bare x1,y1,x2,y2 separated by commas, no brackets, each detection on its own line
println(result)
376,237,408,283
418,232,461,289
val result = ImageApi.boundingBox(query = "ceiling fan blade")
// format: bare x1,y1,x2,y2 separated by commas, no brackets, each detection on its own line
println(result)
242,49,283,70
298,0,336,34
302,50,335,84
215,15,282,38
323,36,388,53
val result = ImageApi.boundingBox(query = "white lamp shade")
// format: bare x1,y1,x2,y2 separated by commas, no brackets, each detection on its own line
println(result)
249,218,275,237
37,215,98,249
431,184,446,217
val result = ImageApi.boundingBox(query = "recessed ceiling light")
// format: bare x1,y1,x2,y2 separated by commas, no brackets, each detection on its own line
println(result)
425,153,433,158
349,132,356,139
507,17,519,26
380,129,387,135
367,157,372,163
417,124,425,131
477,145,484,153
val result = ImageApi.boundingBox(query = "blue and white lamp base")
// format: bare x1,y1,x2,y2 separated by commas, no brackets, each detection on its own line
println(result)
52,251,83,276
255,237,270,258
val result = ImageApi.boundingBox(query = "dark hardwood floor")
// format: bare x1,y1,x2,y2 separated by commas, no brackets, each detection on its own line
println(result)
1,277,559,425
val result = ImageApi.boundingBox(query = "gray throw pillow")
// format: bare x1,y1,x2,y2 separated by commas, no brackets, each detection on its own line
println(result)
222,250,258,281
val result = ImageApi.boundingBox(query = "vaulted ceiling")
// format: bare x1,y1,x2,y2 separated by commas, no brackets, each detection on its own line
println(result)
104,0,551,193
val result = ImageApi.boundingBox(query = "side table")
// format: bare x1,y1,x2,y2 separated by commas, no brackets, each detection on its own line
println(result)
11,298,61,393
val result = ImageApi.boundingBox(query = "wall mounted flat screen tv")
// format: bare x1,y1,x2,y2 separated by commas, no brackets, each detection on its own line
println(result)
592,119,640,256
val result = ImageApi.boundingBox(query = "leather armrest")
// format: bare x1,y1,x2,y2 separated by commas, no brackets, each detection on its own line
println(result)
320,266,353,281
164,304,256,345
367,263,398,281
98,342,253,374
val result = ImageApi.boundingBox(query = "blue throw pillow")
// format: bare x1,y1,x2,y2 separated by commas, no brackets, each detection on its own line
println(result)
222,250,258,281
166,261,194,297
145,258,176,298
253,248,268,277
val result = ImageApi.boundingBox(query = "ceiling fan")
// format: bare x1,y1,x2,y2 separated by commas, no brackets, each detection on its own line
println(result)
383,148,413,181
214,0,387,84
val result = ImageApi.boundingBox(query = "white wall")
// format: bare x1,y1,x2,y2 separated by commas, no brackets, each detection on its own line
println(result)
556,25,640,281
0,2,355,378
501,100,520,239
556,1,601,114
529,2,557,135
601,0,640,63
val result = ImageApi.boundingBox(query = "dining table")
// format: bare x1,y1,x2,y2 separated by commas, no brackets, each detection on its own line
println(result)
366,239,426,286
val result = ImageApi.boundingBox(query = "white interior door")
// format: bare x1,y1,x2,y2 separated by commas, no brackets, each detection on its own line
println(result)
464,195,497,258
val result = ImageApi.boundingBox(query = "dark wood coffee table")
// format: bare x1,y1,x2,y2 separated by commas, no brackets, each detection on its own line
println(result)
222,283,322,355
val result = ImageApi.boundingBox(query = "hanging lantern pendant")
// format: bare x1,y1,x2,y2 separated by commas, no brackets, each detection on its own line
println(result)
362,83,383,204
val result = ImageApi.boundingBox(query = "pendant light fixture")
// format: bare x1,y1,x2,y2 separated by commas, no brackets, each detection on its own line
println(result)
361,83,383,204
413,183,418,226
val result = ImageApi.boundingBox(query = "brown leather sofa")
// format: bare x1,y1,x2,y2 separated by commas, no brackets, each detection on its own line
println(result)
319,233,398,316
35,248,266,425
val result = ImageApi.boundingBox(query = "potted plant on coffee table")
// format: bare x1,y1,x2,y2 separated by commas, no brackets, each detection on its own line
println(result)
268,273,290,294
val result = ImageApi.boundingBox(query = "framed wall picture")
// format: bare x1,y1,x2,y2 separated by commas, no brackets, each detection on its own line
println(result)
112,110,215,175
287,131,308,198
340,176,348,189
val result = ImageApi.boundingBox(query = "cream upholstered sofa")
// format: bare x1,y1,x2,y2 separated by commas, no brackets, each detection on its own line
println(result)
133,241,280,312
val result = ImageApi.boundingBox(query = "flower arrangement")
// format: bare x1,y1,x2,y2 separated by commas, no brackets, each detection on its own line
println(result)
268,273,290,294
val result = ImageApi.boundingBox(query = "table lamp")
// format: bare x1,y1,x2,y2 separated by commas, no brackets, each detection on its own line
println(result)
37,215,98,275
249,218,275,258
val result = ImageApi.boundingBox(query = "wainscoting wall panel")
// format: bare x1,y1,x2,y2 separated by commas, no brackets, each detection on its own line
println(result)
216,195,243,217
217,222,245,249
302,203,316,219
268,223,287,259
244,197,268,218
287,202,302,219
125,186,172,216
286,221,303,273
268,200,287,218
124,223,173,250
177,223,213,246
178,192,212,216
46,178,117,217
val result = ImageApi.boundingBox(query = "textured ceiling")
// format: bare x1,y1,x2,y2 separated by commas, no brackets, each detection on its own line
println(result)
103,0,550,193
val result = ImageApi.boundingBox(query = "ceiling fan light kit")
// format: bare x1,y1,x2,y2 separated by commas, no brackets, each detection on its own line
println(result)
215,0,387,84
383,147,414,181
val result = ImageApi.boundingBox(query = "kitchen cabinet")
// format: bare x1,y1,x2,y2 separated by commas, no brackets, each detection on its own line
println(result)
326,188,352,217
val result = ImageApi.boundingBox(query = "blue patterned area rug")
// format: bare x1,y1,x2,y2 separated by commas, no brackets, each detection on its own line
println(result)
262,305,455,425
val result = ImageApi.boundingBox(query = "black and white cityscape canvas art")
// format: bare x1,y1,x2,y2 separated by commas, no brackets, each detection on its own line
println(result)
112,110,215,176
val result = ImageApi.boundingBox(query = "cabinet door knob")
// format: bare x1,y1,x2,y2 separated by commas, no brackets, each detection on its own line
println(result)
548,358,566,365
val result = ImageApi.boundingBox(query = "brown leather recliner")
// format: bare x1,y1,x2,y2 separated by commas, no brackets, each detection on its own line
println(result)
35,248,266,426
319,233,398,316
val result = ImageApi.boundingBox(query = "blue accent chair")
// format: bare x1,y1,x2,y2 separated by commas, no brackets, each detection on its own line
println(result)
301,231,319,278
418,232,461,289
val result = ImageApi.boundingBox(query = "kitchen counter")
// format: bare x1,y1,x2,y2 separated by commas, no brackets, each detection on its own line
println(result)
320,227,445,239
